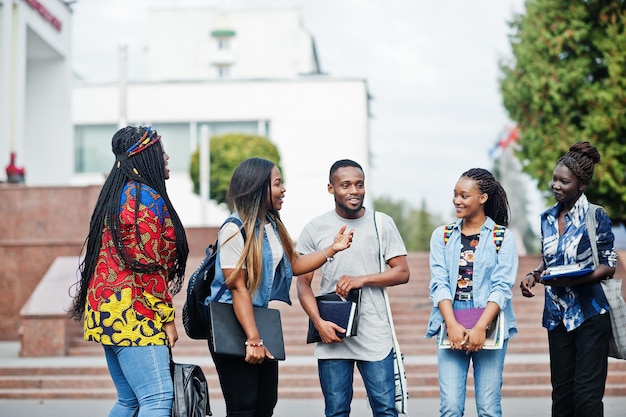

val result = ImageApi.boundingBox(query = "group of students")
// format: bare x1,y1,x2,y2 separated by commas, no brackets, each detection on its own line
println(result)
69,125,616,417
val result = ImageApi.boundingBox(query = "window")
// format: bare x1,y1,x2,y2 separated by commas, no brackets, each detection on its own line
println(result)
149,123,190,172
196,121,260,147
217,38,230,50
217,65,230,79
74,123,190,173
74,121,269,174
74,124,118,173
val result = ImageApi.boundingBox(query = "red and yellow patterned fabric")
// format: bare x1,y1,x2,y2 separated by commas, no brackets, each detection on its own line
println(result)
84,181,177,346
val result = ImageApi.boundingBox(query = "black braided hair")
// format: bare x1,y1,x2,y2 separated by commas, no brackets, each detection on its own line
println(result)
557,141,601,186
460,168,510,227
69,126,188,321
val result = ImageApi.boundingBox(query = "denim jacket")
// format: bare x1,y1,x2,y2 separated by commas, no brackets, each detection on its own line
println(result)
208,213,293,307
425,217,518,340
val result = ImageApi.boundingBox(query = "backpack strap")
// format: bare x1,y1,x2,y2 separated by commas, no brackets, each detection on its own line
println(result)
443,222,506,252
443,223,454,245
214,217,245,301
493,224,505,253
585,204,600,267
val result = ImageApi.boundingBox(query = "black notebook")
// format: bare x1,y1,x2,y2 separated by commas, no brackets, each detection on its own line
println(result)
208,301,286,360
306,290,361,344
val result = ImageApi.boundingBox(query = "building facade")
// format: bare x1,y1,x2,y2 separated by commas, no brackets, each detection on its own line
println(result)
72,78,370,237
72,8,371,237
0,0,73,185
147,8,321,81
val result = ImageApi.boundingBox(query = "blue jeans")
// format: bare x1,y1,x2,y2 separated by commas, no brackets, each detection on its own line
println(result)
103,345,173,417
318,349,397,417
437,337,508,417
437,299,508,417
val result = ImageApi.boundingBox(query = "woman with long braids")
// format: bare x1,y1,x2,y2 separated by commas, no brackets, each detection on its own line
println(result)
426,168,518,416
207,157,353,417
69,126,188,417
520,142,616,417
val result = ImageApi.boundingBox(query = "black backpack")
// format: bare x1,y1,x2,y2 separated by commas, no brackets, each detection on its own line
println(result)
171,359,212,417
183,217,244,339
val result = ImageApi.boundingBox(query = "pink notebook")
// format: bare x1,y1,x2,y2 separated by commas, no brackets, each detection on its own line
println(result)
454,307,498,338
453,308,485,329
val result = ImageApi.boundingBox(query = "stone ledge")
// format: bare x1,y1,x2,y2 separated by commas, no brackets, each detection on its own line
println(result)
19,257,79,357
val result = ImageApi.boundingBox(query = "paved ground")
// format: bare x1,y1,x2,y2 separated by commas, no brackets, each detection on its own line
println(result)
1,340,625,416
3,396,626,416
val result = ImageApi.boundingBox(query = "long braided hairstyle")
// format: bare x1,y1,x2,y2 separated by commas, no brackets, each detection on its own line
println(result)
69,126,188,321
557,141,600,186
460,168,510,227
226,158,294,294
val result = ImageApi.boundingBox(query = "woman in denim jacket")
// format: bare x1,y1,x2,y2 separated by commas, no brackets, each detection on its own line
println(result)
426,168,518,417
207,158,353,417
520,142,616,417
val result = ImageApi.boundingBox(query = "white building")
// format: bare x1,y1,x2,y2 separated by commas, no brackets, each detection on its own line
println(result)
0,0,73,185
72,8,371,237
147,8,321,81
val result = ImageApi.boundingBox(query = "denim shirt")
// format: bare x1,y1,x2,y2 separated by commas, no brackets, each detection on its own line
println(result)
540,194,616,331
425,217,518,340
208,214,293,307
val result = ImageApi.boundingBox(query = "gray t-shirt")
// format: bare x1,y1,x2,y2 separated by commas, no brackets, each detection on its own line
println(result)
296,208,407,361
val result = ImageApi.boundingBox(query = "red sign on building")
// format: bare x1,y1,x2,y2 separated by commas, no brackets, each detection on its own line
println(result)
23,0,62,32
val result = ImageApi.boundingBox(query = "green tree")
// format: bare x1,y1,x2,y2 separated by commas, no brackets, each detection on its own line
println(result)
373,197,442,252
499,0,626,223
189,133,282,207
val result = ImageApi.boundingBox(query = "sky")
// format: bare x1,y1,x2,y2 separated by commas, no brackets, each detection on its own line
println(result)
71,0,534,220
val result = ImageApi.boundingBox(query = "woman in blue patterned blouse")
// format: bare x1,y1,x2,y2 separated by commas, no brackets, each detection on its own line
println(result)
520,141,617,417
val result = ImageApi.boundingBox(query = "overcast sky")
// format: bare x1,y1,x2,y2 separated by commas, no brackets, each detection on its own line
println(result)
71,0,533,220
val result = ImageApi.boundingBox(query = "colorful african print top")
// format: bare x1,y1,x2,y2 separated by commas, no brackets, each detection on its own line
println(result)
84,181,177,346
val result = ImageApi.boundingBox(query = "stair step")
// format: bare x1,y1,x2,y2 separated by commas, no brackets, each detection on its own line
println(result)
2,358,626,398
12,253,626,400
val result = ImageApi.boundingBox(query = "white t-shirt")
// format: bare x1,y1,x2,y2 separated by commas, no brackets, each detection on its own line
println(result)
296,208,407,361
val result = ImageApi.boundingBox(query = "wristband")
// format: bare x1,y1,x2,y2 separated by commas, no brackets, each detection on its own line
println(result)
526,270,541,282
321,247,334,263
245,339,264,348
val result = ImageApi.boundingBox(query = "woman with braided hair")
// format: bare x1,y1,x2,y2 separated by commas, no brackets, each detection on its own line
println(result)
520,142,616,417
69,126,189,417
426,168,518,416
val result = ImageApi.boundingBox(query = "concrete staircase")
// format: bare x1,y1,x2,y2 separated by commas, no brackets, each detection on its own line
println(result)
2,253,626,400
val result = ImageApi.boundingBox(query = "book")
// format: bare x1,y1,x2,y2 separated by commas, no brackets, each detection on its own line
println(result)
438,309,504,350
306,290,361,344
546,263,583,274
320,300,357,335
208,302,285,360
543,264,594,280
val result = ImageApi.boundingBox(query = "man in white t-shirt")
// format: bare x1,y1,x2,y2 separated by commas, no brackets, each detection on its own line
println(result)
296,159,410,417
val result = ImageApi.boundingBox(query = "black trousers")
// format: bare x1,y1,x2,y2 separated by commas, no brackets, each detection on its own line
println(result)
209,343,278,417
548,313,611,417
